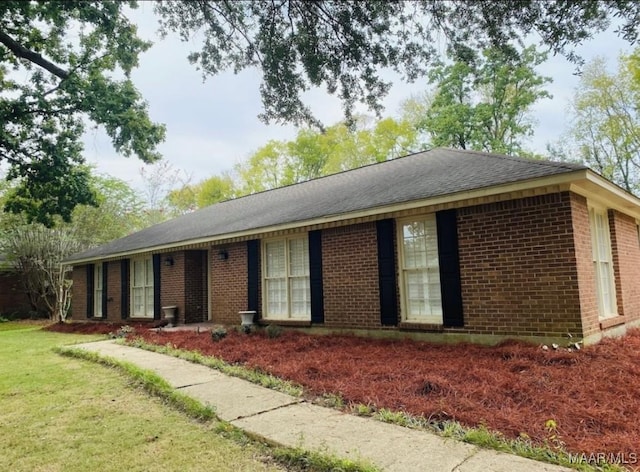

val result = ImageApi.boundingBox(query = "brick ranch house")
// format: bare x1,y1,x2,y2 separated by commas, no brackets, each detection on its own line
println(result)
65,148,640,345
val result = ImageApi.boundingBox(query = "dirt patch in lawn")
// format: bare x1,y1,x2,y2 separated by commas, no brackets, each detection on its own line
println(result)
51,322,640,459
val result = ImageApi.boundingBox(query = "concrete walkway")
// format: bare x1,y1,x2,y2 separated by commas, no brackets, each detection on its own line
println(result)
73,340,571,472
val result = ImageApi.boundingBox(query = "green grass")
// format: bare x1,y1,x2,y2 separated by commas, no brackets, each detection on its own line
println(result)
0,323,283,472
57,347,216,421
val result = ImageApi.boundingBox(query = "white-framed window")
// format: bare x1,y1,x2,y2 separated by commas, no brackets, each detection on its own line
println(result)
589,206,617,319
398,215,443,323
131,257,154,318
94,264,103,317
263,236,310,320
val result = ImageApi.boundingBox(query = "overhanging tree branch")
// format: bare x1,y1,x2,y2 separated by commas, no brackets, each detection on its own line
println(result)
0,29,69,80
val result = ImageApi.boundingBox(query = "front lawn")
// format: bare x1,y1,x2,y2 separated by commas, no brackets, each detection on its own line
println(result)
0,323,283,472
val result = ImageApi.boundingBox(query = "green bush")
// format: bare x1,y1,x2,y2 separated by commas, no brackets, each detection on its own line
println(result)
265,324,283,339
211,327,227,342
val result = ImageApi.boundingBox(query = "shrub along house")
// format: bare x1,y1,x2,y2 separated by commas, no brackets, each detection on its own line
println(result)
65,148,640,345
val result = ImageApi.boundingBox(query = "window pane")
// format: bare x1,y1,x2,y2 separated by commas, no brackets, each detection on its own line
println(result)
266,241,286,277
146,259,153,286
133,260,144,287
95,266,102,290
290,276,310,316
598,261,613,313
132,287,144,316
406,270,443,316
402,216,442,321
266,278,287,315
264,237,310,319
589,208,616,318
145,287,154,317
131,258,154,317
289,238,309,276
94,265,103,317
94,289,102,316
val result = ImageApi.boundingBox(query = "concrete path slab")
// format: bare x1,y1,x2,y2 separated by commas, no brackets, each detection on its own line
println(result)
454,449,570,472
73,340,221,387
181,380,300,421
71,340,573,472
232,401,478,472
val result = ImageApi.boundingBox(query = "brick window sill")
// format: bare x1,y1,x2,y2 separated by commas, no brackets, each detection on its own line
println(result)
257,319,312,328
398,322,444,332
599,315,627,330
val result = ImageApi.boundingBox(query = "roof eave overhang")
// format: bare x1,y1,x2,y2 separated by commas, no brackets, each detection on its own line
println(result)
67,169,640,266
569,170,640,220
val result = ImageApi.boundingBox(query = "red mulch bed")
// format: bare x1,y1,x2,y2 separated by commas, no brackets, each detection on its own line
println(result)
50,322,640,458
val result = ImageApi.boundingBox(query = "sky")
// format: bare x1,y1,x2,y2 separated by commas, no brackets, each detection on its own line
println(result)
81,4,635,193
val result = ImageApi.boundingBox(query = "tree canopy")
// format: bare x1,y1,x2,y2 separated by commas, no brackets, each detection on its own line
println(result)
155,0,639,127
0,1,165,225
409,45,551,155
565,51,640,195
234,117,418,195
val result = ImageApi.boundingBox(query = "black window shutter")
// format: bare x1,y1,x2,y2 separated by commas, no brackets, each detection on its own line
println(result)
86,264,95,319
309,230,324,324
377,219,398,326
153,254,161,320
247,240,260,312
121,259,130,319
101,262,108,319
436,209,464,327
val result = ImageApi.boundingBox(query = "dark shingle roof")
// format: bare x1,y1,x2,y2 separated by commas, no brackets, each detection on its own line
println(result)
66,148,586,262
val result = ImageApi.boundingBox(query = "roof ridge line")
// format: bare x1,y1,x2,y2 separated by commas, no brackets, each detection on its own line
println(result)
441,147,584,171
224,147,434,203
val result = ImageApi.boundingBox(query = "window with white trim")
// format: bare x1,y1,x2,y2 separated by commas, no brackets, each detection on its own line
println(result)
94,264,103,317
263,236,310,320
589,207,617,319
399,215,443,323
131,257,154,318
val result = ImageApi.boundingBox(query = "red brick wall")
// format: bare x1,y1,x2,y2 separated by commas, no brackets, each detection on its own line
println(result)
457,192,584,338
71,266,87,320
210,243,249,324
610,210,640,323
322,223,382,329
0,270,32,315
160,252,186,323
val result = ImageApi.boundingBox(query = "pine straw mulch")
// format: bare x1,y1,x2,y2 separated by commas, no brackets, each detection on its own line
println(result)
47,322,640,458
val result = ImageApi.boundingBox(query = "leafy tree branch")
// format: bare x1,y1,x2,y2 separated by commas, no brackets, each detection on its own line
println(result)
0,1,165,225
